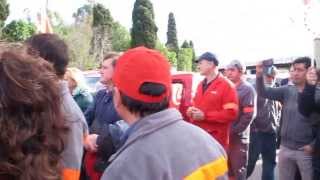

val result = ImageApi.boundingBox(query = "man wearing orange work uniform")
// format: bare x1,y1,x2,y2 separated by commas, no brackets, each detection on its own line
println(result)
187,52,239,149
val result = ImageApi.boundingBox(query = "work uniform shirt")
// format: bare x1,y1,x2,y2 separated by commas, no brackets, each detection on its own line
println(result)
192,74,239,149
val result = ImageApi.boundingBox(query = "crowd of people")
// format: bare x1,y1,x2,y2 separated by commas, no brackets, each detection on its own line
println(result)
0,32,319,180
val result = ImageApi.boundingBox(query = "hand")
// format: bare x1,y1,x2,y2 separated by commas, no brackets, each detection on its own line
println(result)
186,107,195,118
256,62,263,77
191,108,205,121
299,145,314,154
306,67,318,85
84,134,99,152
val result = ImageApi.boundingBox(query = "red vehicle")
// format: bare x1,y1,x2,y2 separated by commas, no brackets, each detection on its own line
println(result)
171,72,203,122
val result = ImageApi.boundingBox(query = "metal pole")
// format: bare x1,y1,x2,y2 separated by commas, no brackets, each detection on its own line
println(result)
314,38,320,67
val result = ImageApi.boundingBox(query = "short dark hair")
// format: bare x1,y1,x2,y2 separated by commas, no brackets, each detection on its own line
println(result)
103,52,121,68
293,57,311,69
26,33,69,77
119,82,169,117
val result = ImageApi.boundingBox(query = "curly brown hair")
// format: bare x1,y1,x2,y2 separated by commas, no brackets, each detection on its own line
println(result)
0,49,67,180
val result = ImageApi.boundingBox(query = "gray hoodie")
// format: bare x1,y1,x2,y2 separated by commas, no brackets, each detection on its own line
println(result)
101,108,228,180
256,77,315,150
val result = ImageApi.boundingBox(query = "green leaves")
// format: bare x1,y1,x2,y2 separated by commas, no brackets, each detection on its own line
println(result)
166,12,179,54
0,0,9,29
131,0,158,49
2,20,36,42
93,3,113,27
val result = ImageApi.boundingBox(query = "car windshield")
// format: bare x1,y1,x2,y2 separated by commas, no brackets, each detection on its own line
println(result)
85,76,100,89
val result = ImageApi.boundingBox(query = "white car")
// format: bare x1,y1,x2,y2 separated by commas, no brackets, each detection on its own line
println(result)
83,70,102,94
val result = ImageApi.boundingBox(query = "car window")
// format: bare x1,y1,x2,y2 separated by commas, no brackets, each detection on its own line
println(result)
172,83,183,107
85,77,100,87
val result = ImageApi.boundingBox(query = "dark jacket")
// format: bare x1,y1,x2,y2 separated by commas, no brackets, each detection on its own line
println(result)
256,76,316,150
85,89,121,129
84,89,123,172
298,83,320,154
72,87,93,113
251,82,281,134
298,84,320,116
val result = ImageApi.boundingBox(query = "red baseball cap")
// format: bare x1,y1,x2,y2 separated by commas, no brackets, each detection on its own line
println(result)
113,47,171,103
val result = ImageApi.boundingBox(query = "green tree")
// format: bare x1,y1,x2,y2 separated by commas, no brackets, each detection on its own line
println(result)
2,20,36,42
189,40,197,71
73,4,92,24
0,0,9,38
111,22,131,52
181,40,190,48
59,5,96,70
48,10,70,37
166,12,179,54
0,0,9,29
131,0,158,49
177,48,193,71
91,3,113,62
156,41,177,67
65,22,96,70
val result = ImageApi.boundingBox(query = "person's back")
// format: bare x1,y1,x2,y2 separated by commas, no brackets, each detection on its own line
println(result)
26,33,89,179
59,80,88,174
103,108,227,179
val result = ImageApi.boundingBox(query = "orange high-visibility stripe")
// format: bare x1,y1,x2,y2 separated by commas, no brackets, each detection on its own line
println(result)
243,106,254,113
62,168,80,180
184,157,228,180
223,103,238,110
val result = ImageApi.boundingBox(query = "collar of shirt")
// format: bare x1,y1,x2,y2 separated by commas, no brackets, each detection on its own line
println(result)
202,74,219,93
119,119,140,146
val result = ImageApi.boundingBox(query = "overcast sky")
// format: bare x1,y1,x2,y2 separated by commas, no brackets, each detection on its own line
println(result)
7,0,320,65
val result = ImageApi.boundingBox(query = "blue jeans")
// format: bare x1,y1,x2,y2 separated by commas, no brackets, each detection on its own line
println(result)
313,155,320,180
247,132,277,180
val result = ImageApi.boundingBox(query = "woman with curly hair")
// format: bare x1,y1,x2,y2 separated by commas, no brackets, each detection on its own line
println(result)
0,49,67,180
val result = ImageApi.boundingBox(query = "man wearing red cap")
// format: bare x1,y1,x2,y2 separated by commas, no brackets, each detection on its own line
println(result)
187,52,239,149
101,47,228,180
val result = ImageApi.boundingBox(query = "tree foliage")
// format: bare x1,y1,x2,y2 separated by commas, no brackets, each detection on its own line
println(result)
65,22,96,70
189,40,197,71
73,4,92,24
91,3,113,62
92,3,113,27
0,0,9,29
48,10,70,37
177,48,193,71
111,22,131,52
156,41,177,67
181,40,190,48
131,0,158,49
2,20,36,42
166,12,178,54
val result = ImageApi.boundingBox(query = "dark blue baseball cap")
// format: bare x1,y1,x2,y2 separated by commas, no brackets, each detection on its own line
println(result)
195,52,219,66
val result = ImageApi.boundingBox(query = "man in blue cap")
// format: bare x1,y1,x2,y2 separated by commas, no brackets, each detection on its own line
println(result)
187,52,239,149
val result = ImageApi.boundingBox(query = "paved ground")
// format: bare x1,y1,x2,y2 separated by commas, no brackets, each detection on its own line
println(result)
248,151,279,180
